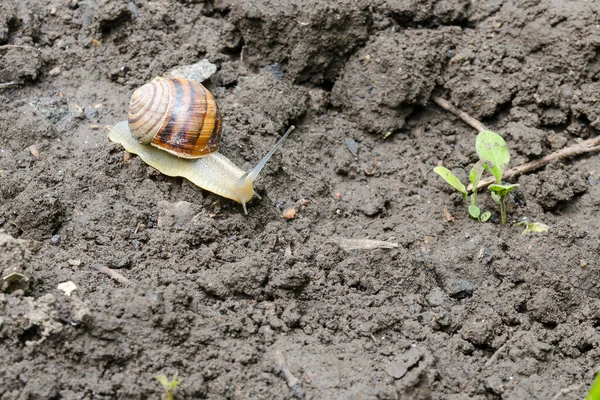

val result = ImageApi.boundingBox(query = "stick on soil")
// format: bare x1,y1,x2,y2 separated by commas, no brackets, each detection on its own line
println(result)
431,96,600,190
91,263,130,284
274,350,304,399
0,81,22,89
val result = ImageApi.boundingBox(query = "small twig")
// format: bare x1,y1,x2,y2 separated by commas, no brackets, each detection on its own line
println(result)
470,139,600,190
274,350,304,399
432,95,600,190
0,44,40,52
484,338,512,368
432,96,487,132
550,384,581,400
0,81,22,89
8,220,34,241
91,263,130,284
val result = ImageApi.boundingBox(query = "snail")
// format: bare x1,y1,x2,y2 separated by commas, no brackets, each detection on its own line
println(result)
108,77,294,214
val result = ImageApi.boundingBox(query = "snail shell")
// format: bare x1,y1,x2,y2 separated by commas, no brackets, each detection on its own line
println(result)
127,78,222,159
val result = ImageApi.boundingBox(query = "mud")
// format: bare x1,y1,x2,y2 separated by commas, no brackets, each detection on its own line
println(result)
1,0,600,399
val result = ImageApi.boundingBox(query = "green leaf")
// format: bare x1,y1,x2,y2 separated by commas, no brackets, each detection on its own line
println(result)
587,373,600,400
156,375,170,390
517,222,549,234
433,166,468,201
491,191,502,204
476,130,510,184
489,183,519,197
480,211,491,222
156,374,181,400
468,205,480,219
469,160,484,189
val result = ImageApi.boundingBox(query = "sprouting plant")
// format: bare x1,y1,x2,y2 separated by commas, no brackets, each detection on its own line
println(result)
433,161,491,222
587,372,600,400
156,373,181,400
434,130,519,224
515,221,549,234
476,130,518,224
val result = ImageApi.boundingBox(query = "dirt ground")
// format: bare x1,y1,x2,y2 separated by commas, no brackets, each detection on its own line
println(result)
1,0,600,398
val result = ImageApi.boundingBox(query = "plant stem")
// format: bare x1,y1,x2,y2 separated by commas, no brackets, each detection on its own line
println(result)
471,189,477,207
500,197,507,225
432,96,487,132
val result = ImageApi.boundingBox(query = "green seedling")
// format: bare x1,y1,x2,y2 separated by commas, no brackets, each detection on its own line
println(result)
476,130,510,184
587,372,600,400
433,166,467,202
434,130,517,224
467,160,491,222
476,130,518,224
156,374,181,400
515,221,549,234
489,183,519,224
433,165,490,222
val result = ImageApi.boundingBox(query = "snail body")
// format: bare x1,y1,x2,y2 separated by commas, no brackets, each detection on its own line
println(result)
108,77,293,214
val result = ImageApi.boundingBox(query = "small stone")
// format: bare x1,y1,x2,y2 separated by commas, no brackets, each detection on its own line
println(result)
170,59,217,83
426,287,446,307
28,145,39,158
50,235,61,245
127,2,140,19
345,137,359,157
282,208,296,220
68,102,85,119
57,281,77,296
447,280,475,299
67,259,81,267
85,108,99,120
49,67,61,76
299,198,310,207
580,260,588,268
263,64,284,80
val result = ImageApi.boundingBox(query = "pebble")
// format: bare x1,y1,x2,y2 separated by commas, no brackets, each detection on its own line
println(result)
85,108,99,120
170,59,217,83
264,64,284,80
345,137,358,157
49,67,61,76
67,259,81,267
447,280,474,299
426,287,446,307
282,208,296,220
57,281,77,296
128,2,140,19
50,235,61,245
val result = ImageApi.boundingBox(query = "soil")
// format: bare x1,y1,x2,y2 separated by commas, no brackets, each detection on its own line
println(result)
1,0,600,399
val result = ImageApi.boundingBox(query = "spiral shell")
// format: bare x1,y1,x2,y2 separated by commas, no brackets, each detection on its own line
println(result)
127,78,222,159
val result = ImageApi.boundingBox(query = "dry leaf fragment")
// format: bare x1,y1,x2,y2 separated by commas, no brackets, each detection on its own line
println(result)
327,238,399,251
28,145,39,158
443,207,454,222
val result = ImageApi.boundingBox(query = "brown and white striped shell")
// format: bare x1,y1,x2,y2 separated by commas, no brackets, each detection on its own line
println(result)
127,78,222,159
